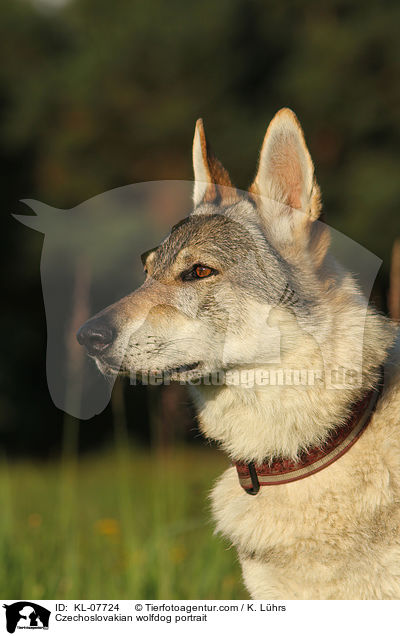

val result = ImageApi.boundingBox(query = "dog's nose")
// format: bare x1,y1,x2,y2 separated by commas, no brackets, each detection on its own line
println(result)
76,319,115,355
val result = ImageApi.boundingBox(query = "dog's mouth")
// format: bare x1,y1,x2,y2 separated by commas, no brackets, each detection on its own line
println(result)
133,360,202,380
94,357,201,380
165,361,200,375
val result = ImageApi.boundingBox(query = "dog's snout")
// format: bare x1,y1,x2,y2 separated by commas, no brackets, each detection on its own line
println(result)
76,319,115,355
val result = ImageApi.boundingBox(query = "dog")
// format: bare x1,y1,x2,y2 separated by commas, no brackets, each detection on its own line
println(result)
77,108,400,599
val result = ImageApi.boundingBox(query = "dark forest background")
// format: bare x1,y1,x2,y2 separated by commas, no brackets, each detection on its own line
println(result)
1,0,400,458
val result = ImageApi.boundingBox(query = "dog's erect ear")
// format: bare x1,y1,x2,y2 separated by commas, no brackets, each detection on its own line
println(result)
192,119,237,206
250,108,330,267
250,108,321,220
250,109,328,263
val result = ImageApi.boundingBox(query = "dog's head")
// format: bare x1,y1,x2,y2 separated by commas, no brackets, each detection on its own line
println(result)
77,109,330,381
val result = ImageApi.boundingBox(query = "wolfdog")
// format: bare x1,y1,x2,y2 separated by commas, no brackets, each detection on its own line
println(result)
77,108,400,599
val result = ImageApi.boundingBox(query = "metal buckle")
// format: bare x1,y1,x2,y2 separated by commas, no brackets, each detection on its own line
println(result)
246,461,260,495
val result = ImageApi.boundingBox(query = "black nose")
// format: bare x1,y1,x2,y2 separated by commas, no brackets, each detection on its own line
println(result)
76,319,115,355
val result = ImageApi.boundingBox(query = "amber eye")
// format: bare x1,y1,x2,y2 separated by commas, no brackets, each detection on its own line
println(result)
194,265,213,278
181,263,218,282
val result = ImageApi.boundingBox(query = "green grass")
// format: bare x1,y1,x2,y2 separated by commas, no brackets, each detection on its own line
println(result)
0,446,248,599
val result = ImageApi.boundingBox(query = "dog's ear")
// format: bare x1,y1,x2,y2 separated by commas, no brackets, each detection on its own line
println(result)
250,109,328,262
250,108,322,220
192,119,237,206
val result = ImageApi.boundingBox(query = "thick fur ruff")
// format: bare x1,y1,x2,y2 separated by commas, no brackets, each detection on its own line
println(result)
202,334,400,599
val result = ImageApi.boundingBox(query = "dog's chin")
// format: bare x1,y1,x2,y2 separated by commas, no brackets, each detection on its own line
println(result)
93,356,123,377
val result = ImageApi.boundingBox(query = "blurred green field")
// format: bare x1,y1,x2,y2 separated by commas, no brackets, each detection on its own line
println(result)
0,445,247,600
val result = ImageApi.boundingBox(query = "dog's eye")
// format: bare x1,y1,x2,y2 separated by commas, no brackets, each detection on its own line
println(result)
182,264,218,281
194,265,214,278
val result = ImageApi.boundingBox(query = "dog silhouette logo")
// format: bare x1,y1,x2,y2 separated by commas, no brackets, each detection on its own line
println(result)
2,602,50,633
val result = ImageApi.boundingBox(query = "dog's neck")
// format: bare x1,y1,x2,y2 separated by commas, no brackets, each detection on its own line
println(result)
190,306,394,463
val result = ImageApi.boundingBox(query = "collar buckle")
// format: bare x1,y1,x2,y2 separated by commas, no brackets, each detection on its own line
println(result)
245,461,260,495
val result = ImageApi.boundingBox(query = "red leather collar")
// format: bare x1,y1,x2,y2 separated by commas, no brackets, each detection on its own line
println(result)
235,372,383,495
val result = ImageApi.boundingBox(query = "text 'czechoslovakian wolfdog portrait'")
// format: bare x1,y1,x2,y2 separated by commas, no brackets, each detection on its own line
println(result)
77,108,400,600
